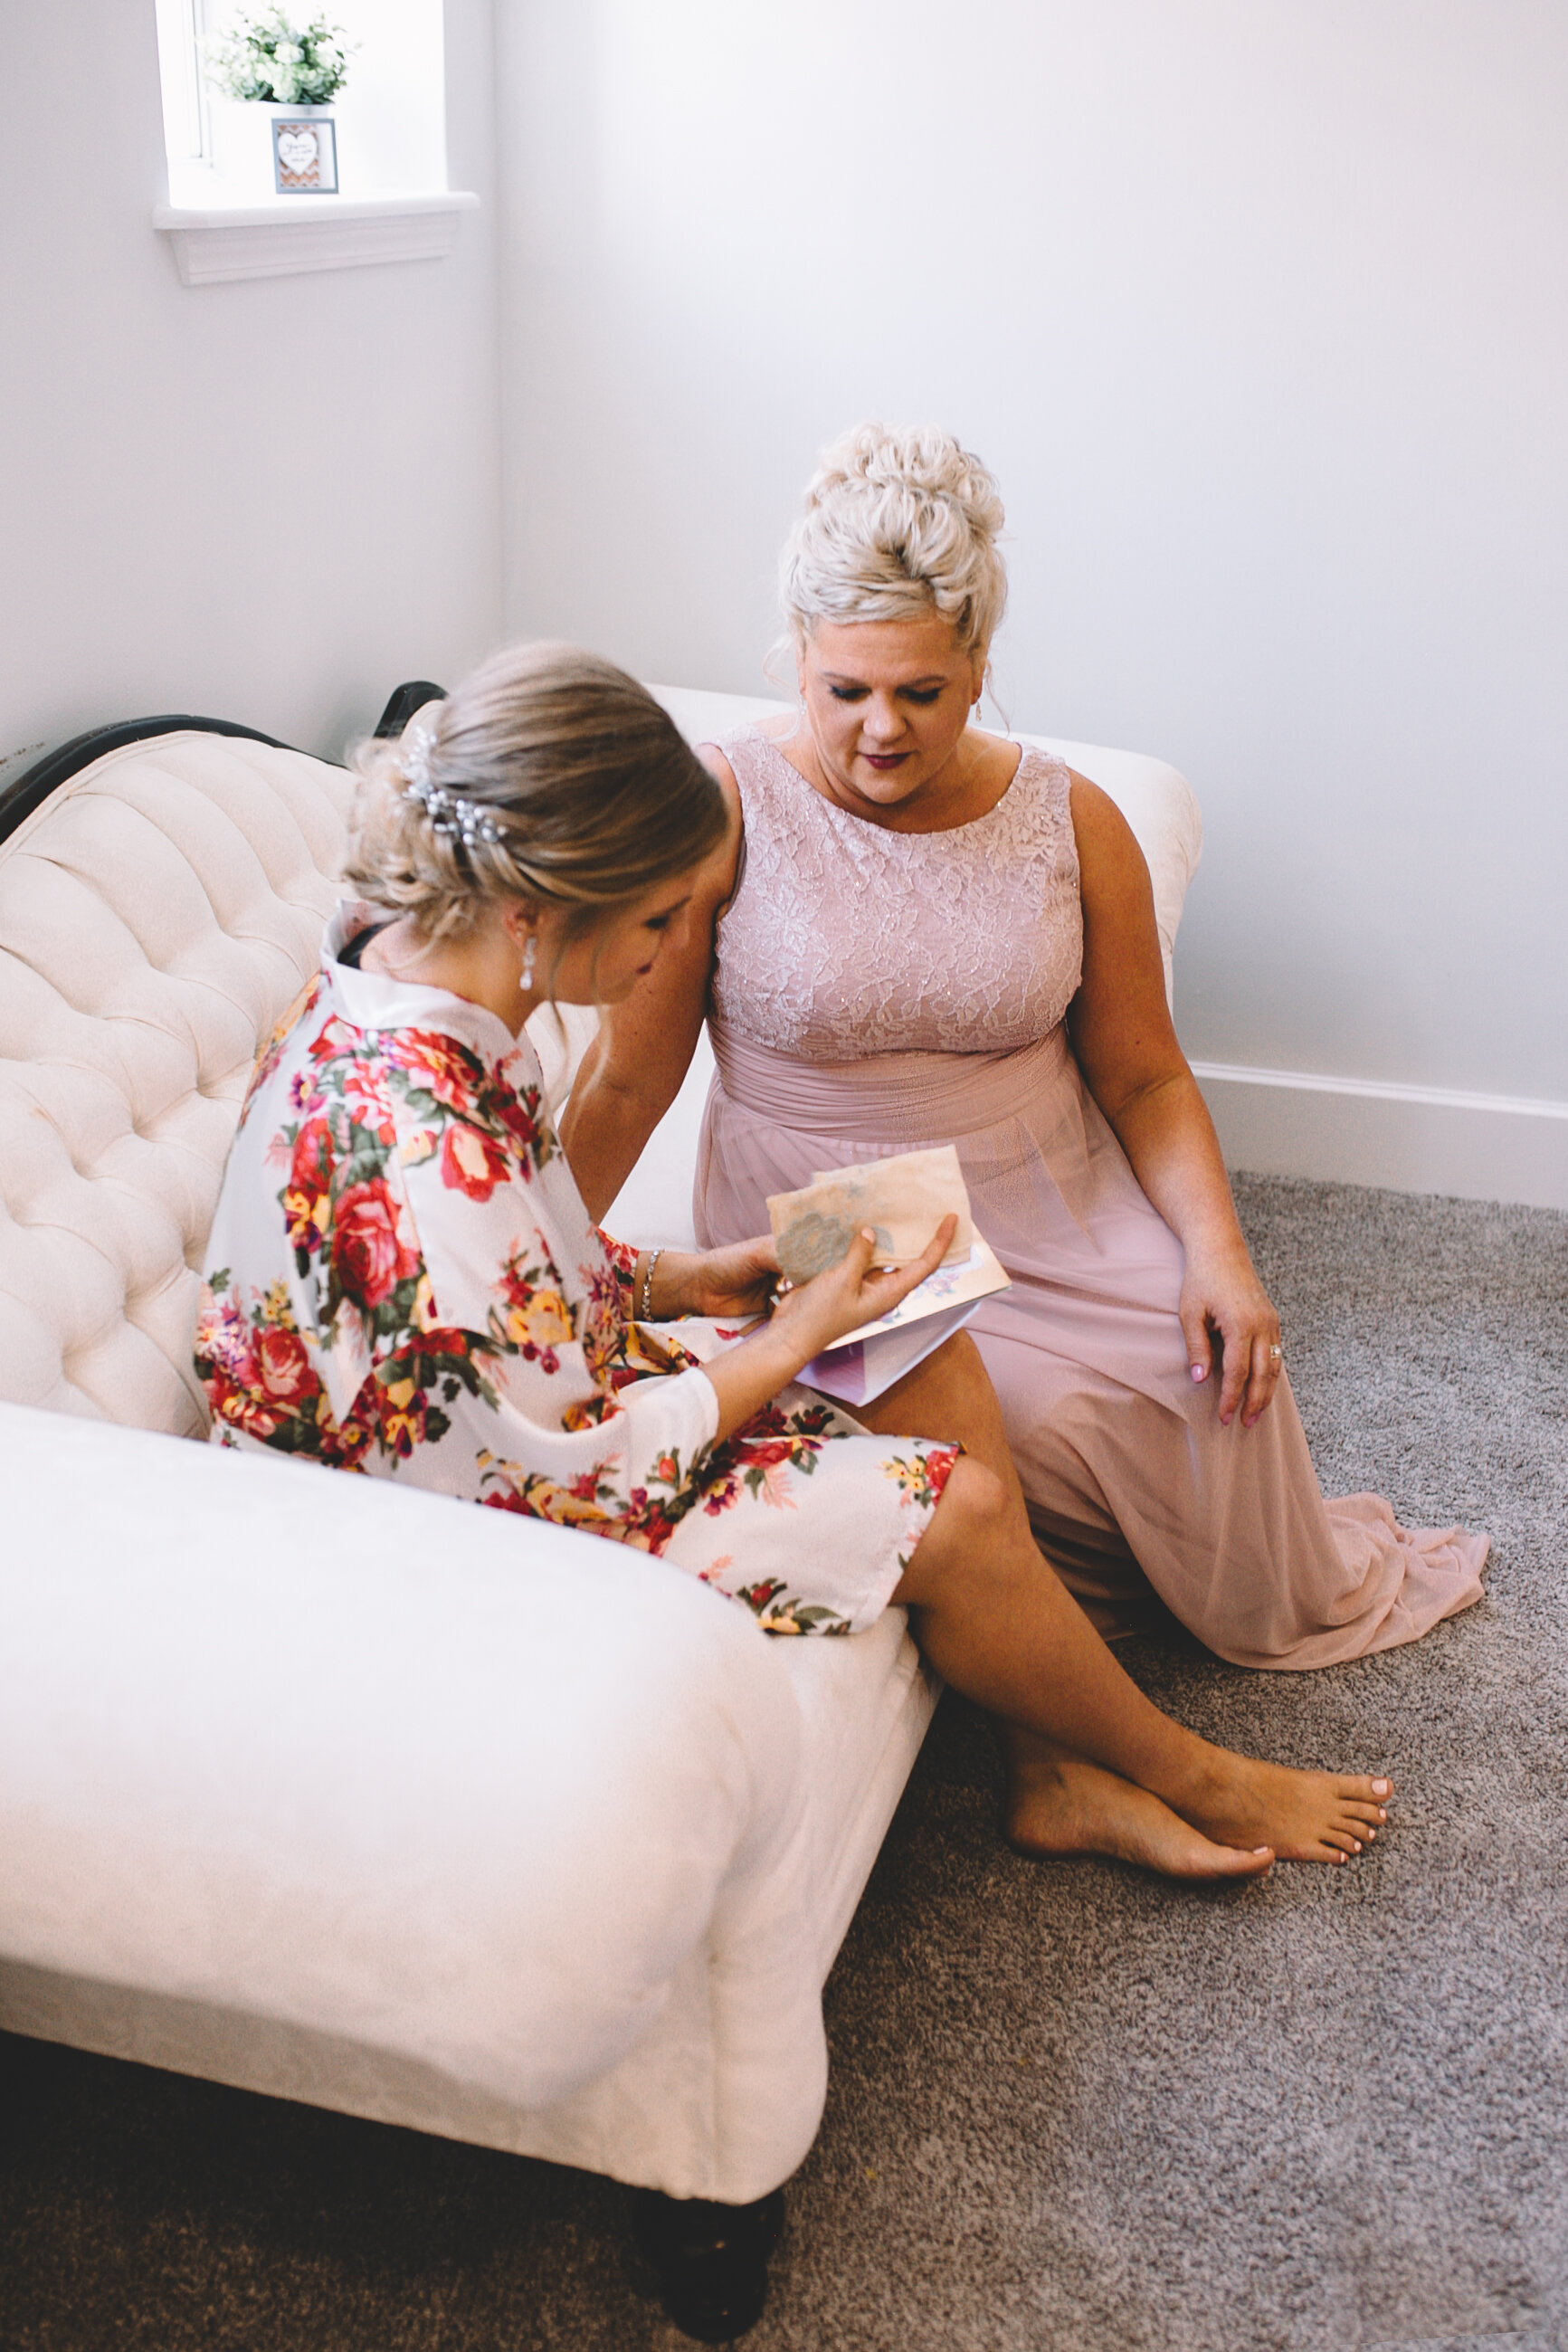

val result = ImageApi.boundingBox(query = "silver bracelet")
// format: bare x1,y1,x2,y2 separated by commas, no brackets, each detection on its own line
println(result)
638,1247,664,1322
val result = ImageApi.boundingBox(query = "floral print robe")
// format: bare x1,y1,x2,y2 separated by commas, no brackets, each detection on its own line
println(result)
195,905,957,1637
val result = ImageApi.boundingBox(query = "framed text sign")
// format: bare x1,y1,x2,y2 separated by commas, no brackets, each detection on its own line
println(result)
272,115,338,195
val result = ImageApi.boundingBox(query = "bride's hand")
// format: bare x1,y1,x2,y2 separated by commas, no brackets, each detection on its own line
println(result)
695,1216,958,1447
770,1216,957,1359
677,1237,782,1321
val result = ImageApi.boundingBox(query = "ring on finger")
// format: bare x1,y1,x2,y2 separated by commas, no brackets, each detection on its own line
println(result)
1268,1342,1283,1364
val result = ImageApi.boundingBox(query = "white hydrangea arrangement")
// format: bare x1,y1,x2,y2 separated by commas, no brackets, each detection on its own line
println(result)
206,9,351,108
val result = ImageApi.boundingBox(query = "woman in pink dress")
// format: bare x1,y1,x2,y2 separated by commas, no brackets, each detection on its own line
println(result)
568,426,1487,1674
198,642,1396,1877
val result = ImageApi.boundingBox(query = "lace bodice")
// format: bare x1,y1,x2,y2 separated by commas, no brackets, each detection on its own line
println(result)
709,729,1084,1058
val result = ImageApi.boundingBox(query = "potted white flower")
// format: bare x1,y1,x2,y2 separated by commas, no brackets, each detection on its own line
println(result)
204,10,352,195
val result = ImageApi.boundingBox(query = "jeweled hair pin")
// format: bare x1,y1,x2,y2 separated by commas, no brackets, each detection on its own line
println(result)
401,722,502,851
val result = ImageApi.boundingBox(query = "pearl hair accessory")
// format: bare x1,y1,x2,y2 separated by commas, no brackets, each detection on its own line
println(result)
402,720,503,852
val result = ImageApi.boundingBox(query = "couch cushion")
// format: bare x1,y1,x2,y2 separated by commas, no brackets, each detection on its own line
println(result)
0,731,355,1433
0,1401,821,2171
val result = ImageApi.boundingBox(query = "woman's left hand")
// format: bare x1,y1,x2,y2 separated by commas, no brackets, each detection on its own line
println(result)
666,1237,782,1322
1180,1247,1285,1429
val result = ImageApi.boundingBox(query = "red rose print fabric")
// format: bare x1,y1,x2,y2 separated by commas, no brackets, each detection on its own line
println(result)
196,903,956,1636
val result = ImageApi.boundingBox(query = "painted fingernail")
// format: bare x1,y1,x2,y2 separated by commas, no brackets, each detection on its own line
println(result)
1190,1364,1206,1381
1373,1779,1390,1796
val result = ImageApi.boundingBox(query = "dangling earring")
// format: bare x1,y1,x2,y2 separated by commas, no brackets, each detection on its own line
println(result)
519,932,537,991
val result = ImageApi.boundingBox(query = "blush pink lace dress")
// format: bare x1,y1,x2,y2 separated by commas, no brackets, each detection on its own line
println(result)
692,728,1488,1670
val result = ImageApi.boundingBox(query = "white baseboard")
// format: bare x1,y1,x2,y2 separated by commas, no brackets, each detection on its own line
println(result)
1191,1062,1568,1212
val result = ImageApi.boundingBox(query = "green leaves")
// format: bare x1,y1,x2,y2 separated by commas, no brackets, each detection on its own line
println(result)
204,10,352,108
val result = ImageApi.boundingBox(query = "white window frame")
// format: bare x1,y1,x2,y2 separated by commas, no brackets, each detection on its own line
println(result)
150,0,479,286
154,0,213,169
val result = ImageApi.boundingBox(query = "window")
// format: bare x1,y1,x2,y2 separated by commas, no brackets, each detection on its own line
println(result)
152,0,477,285
155,0,451,208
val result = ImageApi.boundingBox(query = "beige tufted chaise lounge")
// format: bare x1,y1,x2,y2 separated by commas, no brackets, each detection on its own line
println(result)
0,688,1202,2338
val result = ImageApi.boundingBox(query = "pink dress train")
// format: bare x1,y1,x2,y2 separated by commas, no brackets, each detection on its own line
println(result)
693,728,1487,1671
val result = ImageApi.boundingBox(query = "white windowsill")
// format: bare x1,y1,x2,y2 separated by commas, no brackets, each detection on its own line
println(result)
154,190,480,285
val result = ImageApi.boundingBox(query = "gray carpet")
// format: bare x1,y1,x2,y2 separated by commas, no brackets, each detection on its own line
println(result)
3,1175,1564,2352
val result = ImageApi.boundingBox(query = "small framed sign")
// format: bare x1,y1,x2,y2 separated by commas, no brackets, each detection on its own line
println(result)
271,114,338,195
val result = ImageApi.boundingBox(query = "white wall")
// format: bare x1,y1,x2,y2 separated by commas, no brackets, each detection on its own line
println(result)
0,0,503,777
495,0,1568,1203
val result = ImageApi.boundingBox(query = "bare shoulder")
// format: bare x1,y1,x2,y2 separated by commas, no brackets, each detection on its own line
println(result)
1066,768,1122,834
1068,771,1150,898
696,739,737,795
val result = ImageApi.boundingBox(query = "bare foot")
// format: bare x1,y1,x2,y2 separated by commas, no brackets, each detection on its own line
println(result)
1171,1752,1392,1864
1003,1737,1274,1881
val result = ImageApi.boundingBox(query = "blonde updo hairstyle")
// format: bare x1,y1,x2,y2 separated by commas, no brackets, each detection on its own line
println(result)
779,423,1009,662
343,642,727,976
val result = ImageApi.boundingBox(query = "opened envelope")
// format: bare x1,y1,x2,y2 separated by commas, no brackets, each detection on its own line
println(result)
766,1145,974,1284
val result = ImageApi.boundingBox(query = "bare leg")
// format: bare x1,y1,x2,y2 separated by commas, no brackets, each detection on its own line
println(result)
861,1339,1243,1872
865,1336,1258,1871
860,1338,1392,1870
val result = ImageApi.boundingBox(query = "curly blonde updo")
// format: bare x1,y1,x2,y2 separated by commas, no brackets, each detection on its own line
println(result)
779,423,1008,657
343,642,727,950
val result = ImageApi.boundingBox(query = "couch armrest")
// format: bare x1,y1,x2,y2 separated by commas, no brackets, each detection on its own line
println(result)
0,1406,808,2113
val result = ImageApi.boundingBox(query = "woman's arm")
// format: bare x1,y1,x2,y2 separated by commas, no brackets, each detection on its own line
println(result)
1065,776,1282,1429
623,1224,955,1446
556,755,741,1221
683,1225,955,1444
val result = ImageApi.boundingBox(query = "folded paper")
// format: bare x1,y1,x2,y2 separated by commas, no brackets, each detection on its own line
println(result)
767,1145,974,1284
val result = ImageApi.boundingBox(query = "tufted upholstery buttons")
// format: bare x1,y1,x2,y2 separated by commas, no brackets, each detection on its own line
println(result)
0,728,610,1443
0,732,356,1437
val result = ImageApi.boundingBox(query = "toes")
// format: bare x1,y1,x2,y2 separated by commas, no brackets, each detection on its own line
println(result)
1216,1845,1275,1880
1341,1803,1388,1828
1322,1828,1362,1856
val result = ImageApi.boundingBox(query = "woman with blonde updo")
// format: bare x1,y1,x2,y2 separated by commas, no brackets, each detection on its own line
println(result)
195,639,1401,1880
572,425,1487,1727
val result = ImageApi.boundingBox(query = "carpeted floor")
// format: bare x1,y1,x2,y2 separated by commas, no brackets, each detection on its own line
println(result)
3,1175,1565,2352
